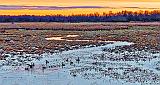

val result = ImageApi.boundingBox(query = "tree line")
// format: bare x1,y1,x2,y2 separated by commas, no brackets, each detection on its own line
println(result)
1,10,160,22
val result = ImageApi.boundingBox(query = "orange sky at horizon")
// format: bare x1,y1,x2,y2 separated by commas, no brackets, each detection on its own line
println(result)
0,8,159,16
0,0,160,15
0,0,160,6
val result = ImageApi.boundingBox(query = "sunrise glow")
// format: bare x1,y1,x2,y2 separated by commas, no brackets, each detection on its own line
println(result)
0,0,160,15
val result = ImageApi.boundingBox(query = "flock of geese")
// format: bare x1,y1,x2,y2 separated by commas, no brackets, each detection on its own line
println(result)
0,44,160,85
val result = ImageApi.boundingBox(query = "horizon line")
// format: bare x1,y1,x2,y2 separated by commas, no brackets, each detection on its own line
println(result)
0,10,160,16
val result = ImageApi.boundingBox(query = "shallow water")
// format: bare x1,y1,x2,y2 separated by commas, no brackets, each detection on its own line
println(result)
45,34,117,43
0,41,160,85
45,36,64,40
66,35,79,37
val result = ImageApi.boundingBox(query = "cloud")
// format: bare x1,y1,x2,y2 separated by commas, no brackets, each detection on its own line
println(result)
0,5,159,10
123,6,159,9
0,5,108,10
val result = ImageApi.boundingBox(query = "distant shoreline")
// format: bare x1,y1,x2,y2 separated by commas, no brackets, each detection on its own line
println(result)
1,21,160,23
0,22,160,31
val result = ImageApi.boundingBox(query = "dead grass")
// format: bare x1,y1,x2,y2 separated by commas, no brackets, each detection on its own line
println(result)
0,22,160,53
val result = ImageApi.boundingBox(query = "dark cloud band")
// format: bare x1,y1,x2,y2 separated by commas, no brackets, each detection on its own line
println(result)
0,5,159,10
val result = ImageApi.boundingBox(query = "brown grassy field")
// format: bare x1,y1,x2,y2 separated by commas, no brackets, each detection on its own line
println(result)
0,22,160,54
1,22,160,30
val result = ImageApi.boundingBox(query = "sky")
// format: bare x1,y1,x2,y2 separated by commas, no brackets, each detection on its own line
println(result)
0,0,160,15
